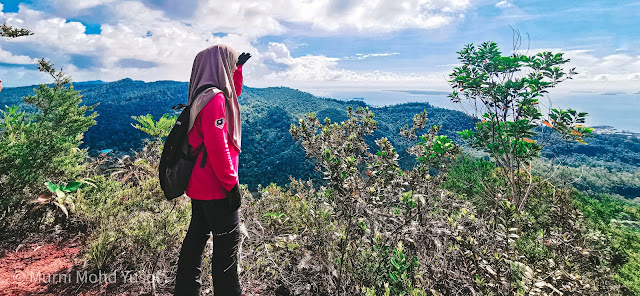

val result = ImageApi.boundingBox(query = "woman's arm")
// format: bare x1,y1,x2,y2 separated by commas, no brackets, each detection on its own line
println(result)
200,93,238,191
233,65,243,97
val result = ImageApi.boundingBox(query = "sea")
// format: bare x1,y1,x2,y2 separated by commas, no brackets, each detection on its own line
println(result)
303,89,640,133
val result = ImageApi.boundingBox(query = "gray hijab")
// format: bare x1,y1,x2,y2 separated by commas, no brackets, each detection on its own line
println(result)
187,44,242,152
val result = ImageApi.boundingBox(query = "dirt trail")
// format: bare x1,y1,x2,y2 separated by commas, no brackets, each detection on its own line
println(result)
0,231,175,296
0,236,263,295
0,238,85,295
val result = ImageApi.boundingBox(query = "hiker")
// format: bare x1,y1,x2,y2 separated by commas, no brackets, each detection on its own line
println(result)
174,44,250,296
0,79,3,93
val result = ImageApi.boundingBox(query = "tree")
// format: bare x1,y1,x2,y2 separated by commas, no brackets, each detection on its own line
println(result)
0,23,32,92
0,22,33,38
0,59,97,208
448,40,592,210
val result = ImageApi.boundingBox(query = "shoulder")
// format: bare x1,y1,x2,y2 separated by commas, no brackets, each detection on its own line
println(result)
202,92,226,113
199,92,226,124
213,91,225,101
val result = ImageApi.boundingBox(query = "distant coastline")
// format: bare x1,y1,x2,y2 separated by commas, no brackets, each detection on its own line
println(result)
592,125,640,139
312,89,640,133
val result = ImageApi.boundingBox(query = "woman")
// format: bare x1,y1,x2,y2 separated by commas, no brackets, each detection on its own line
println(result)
174,44,250,296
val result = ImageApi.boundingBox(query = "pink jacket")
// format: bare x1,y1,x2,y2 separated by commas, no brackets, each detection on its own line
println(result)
186,65,243,200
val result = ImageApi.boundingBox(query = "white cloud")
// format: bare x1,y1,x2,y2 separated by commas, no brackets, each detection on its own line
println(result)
192,0,471,36
346,53,400,60
256,45,640,93
0,48,39,64
258,42,447,90
0,0,466,89
1,1,638,95
260,43,431,85
0,2,260,85
495,1,514,8
429,48,640,94
16,0,119,21
49,0,118,13
2,6,101,53
527,49,640,94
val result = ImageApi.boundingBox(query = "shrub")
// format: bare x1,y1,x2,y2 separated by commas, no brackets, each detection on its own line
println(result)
77,145,190,265
573,192,640,294
230,106,627,295
87,229,118,270
130,113,176,142
0,60,97,210
443,154,505,213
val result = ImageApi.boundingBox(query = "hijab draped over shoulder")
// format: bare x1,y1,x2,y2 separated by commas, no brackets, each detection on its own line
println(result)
187,44,242,152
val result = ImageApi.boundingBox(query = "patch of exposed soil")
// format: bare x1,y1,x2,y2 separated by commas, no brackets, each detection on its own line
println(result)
0,235,84,295
0,231,265,295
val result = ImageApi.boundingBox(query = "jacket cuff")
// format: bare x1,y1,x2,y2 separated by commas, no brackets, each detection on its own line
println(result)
224,182,238,192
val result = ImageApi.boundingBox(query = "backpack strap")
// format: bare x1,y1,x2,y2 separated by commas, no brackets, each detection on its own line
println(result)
188,87,223,133
183,87,222,162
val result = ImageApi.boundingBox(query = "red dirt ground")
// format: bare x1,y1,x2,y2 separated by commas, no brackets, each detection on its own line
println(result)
0,236,101,296
0,235,266,295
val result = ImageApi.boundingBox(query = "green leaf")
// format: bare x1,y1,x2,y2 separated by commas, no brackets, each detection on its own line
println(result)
389,272,398,283
263,212,285,219
45,181,58,193
391,258,400,269
63,181,83,192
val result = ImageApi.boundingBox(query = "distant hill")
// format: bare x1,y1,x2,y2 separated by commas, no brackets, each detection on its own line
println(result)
0,79,476,189
1,79,639,194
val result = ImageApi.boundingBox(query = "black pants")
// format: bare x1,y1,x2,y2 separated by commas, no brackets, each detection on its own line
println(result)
174,199,242,296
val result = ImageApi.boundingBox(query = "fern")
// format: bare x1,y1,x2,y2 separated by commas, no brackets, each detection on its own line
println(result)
130,114,176,140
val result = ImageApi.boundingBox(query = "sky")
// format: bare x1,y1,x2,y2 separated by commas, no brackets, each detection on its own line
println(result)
0,0,639,96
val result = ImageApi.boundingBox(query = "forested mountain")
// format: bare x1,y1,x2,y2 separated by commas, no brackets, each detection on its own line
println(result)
1,79,474,190
2,79,638,196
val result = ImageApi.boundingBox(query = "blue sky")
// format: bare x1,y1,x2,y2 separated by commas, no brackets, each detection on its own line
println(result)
0,0,638,95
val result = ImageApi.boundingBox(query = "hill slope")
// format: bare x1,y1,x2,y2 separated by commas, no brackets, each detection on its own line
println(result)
1,79,638,196
1,79,475,190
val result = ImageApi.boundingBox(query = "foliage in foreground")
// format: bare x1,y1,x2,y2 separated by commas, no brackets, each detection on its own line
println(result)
234,106,628,295
65,110,638,295
573,191,640,295
15,103,633,295
0,60,97,211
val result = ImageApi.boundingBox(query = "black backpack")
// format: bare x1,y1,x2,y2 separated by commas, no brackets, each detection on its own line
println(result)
159,88,219,200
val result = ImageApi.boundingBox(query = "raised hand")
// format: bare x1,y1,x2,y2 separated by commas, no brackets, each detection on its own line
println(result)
237,52,251,66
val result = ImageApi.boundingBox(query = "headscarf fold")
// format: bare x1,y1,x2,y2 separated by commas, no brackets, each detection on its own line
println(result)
187,44,242,152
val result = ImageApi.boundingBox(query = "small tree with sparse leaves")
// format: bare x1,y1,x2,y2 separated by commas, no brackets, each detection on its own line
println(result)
448,41,592,210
